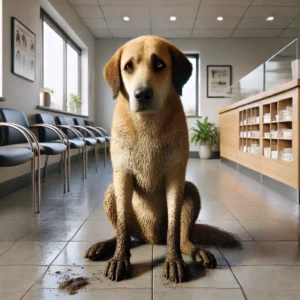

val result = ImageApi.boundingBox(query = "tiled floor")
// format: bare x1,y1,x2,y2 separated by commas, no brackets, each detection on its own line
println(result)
0,156,300,299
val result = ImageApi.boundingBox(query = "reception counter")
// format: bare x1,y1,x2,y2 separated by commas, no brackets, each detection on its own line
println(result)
219,79,300,203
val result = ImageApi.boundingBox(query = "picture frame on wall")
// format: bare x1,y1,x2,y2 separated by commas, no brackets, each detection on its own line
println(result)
207,65,232,98
11,17,36,82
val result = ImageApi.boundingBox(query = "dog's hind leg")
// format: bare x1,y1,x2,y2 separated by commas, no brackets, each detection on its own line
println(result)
85,184,117,260
180,181,217,268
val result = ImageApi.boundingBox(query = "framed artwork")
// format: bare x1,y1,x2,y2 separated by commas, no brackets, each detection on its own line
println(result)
11,17,36,82
207,65,232,98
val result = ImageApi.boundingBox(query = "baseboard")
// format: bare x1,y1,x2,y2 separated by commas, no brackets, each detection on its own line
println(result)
189,151,220,159
221,157,300,204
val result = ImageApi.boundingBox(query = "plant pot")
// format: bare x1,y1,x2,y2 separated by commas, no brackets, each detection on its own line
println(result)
75,107,81,114
199,144,212,159
40,92,51,107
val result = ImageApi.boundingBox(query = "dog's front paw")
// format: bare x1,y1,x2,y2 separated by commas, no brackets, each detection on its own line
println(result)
162,258,190,283
104,257,132,282
193,248,217,269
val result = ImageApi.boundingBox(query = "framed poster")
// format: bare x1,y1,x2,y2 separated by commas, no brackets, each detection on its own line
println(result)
207,65,232,98
11,17,36,82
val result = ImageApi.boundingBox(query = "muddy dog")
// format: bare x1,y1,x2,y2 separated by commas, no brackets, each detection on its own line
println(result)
85,36,240,283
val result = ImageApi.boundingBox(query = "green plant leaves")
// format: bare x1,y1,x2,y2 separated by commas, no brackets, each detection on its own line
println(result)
190,117,218,145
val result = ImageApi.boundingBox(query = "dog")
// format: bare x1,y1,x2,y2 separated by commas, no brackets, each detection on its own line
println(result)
85,36,241,283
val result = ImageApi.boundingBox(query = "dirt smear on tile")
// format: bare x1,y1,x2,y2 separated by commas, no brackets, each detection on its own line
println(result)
59,277,89,295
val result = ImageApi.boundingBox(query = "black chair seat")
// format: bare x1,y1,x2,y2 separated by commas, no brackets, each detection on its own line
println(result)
0,147,33,166
96,137,106,144
104,136,111,142
3,142,67,155
84,137,97,146
52,139,85,149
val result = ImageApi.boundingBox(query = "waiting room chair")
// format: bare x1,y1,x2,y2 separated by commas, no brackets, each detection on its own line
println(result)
81,120,109,166
0,122,39,213
54,115,87,180
0,108,68,211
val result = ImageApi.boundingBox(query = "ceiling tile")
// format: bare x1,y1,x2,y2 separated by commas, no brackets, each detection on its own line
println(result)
90,28,112,38
101,6,150,18
73,5,103,18
245,6,300,18
289,18,300,28
150,0,201,6
106,18,150,29
238,17,293,28
252,0,300,6
110,28,151,38
197,6,248,18
151,18,195,29
151,6,198,18
232,28,283,37
192,28,233,37
194,17,241,28
82,17,107,28
69,0,98,5
98,0,149,5
201,0,252,6
280,28,300,37
152,29,192,38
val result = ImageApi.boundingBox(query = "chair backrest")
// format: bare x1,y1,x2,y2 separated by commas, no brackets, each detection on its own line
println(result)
0,108,29,145
73,118,85,127
84,120,93,126
35,113,59,142
56,116,76,139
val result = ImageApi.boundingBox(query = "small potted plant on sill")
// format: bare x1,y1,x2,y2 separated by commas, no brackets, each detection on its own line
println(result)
40,88,54,107
70,94,81,114
191,116,218,159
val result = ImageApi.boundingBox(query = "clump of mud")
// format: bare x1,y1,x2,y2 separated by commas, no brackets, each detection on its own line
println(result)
59,277,89,295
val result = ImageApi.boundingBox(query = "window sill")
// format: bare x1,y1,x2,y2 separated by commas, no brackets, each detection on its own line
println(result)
36,106,89,118
0,97,6,101
186,116,202,118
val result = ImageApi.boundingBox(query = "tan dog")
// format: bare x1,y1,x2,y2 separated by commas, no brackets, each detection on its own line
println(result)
85,36,240,283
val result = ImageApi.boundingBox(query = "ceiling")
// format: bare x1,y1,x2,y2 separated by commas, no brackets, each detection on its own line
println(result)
67,0,300,39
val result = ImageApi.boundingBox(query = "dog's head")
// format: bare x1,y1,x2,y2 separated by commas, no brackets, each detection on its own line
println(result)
104,36,192,114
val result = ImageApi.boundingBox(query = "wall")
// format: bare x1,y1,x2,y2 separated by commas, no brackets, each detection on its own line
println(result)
0,0,96,184
95,37,293,151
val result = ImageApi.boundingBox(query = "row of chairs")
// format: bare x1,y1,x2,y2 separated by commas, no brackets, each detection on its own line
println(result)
0,108,111,214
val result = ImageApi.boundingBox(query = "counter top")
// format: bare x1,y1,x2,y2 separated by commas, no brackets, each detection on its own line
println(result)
219,79,300,114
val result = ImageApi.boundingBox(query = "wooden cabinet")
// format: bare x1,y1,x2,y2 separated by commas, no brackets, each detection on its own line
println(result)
219,80,300,189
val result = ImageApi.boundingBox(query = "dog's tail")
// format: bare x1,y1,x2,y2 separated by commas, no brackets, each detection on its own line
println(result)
192,224,242,249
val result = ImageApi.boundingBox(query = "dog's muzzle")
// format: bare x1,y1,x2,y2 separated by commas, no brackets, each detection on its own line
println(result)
134,87,154,112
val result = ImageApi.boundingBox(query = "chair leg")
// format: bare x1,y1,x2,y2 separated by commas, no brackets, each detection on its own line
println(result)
104,142,107,167
59,153,63,174
86,145,89,178
31,157,38,214
37,152,41,212
63,151,67,194
43,155,49,182
82,148,85,180
77,149,80,163
68,147,71,192
95,144,98,172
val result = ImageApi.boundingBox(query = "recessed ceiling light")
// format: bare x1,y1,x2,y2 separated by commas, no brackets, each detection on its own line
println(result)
170,16,177,21
266,16,274,21
217,16,223,21
123,16,130,21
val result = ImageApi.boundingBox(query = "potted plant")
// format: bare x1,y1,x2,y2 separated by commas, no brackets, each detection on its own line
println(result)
191,117,218,159
70,94,81,113
40,88,54,107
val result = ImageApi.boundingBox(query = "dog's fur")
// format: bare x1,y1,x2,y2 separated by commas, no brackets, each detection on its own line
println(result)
85,36,241,283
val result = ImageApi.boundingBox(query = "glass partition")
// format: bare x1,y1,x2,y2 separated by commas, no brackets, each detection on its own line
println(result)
225,39,298,103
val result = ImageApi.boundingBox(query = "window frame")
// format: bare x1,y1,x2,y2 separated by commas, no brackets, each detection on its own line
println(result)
183,53,200,118
41,9,82,112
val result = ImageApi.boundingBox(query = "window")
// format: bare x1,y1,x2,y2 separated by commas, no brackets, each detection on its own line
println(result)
41,10,81,113
181,54,199,117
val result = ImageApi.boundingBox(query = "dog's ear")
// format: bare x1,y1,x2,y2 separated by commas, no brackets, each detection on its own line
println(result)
169,44,193,96
104,48,122,99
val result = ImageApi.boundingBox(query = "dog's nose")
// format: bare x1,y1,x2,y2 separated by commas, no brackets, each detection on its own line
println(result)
134,87,153,102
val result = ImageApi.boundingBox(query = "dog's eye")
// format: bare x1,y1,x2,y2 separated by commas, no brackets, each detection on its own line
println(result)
154,60,165,71
125,62,134,73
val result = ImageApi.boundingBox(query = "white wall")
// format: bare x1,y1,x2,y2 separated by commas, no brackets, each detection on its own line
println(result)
0,0,96,184
95,37,293,151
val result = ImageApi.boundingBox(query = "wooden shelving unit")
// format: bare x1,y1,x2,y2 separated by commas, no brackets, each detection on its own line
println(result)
219,79,300,190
